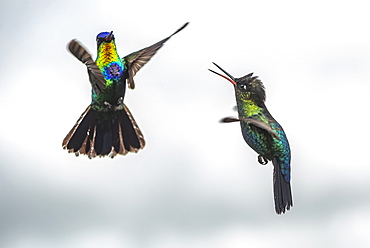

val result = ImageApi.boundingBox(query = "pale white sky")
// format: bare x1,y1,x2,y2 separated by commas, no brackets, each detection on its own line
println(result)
1,0,370,247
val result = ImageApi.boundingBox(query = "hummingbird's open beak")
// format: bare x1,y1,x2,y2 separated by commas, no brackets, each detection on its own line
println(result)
105,31,114,41
208,62,237,85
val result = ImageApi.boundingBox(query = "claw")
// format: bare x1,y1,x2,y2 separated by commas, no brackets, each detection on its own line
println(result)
114,97,124,110
104,101,112,108
258,155,268,165
103,101,113,112
117,97,123,105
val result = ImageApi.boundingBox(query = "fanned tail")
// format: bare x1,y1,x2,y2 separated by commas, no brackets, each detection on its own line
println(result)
272,157,293,214
62,105,145,158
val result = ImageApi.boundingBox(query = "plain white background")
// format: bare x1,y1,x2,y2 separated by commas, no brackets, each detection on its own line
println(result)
0,0,370,247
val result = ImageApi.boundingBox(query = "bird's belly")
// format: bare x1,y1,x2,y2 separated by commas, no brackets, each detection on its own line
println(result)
91,78,126,111
240,122,273,159
240,121,291,162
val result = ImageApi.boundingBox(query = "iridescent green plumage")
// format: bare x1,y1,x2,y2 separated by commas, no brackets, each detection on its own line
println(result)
62,23,189,158
209,63,293,214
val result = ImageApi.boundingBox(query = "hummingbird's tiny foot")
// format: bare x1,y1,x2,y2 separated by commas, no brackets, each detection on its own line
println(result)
103,101,114,112
113,97,124,111
117,97,123,105
258,155,268,165
104,101,112,108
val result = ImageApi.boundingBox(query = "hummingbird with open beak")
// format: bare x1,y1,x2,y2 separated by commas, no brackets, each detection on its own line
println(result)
209,62,293,214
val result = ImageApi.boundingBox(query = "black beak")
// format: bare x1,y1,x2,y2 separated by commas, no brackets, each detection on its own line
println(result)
105,31,114,41
209,62,237,85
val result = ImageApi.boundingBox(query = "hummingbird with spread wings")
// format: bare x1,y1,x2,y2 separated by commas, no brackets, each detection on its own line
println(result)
63,23,189,158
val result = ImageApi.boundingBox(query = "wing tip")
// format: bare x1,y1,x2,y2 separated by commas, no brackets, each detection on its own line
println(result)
170,22,190,37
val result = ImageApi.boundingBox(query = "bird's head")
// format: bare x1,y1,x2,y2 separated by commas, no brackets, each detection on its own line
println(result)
209,62,266,103
96,31,115,48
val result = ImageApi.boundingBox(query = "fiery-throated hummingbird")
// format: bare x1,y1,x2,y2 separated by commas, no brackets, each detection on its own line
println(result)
62,23,189,158
209,62,292,214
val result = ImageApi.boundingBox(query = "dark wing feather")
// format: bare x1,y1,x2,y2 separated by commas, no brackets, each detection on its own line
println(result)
68,39,106,94
123,22,189,89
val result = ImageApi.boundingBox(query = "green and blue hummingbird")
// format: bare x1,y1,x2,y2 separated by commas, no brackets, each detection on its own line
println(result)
209,62,293,214
62,23,189,158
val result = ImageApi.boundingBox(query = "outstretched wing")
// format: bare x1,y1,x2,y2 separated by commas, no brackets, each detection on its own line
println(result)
68,39,106,95
221,116,280,139
123,22,189,89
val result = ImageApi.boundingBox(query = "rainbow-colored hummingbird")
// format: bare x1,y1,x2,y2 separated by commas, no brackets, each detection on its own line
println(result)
62,23,189,158
209,62,292,214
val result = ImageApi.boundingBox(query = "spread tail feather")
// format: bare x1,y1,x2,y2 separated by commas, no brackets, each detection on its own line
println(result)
62,105,145,158
272,157,293,214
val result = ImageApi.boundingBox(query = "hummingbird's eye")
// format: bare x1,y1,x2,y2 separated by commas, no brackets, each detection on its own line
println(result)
96,38,105,46
238,84,248,91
